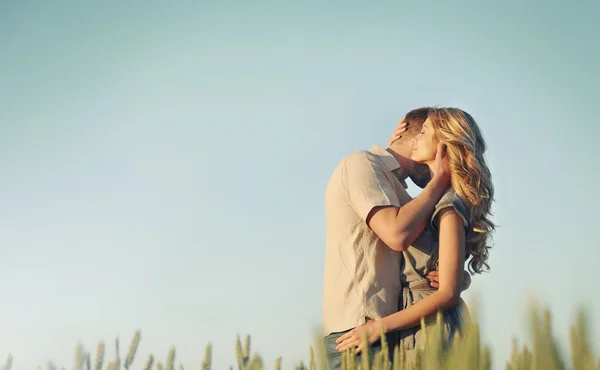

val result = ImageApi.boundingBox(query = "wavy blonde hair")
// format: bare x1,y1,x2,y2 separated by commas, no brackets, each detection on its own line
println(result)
428,107,495,274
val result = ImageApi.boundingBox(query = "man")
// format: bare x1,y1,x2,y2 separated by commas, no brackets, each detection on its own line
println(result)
322,107,470,369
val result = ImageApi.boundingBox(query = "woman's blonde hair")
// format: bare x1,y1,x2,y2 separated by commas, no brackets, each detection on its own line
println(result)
428,107,495,274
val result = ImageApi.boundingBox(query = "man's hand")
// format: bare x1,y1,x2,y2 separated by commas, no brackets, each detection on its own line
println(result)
388,118,408,147
426,270,471,291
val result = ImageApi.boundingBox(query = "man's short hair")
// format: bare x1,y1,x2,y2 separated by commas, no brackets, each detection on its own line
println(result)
395,107,434,144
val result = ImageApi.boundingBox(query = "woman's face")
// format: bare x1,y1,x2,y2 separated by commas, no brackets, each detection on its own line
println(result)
411,117,438,164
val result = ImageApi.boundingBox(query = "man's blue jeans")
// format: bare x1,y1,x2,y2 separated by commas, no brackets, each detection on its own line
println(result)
322,329,397,370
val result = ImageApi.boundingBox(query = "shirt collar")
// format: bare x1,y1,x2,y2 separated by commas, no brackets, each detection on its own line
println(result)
367,145,408,189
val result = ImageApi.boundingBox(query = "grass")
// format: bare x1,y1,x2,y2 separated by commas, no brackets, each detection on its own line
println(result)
2,303,598,370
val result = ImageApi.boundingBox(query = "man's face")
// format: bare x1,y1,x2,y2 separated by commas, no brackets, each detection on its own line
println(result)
388,120,431,189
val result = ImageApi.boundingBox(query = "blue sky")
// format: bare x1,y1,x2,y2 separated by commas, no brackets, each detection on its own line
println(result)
1,1,599,369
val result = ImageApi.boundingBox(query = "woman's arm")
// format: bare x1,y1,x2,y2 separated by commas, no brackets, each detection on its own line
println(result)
380,208,466,333
335,208,467,353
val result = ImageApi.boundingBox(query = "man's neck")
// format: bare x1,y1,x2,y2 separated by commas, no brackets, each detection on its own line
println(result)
386,146,412,180
425,163,435,181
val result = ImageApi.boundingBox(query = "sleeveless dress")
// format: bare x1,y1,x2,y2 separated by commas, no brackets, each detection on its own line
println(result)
396,189,472,361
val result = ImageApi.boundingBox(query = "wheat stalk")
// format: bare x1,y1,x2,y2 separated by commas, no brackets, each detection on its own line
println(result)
165,346,176,370
124,330,141,369
201,343,212,370
142,354,154,370
4,301,600,370
94,342,105,370
274,357,282,370
1,354,12,370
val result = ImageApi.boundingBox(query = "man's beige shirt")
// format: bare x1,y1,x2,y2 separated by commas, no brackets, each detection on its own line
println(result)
322,145,411,336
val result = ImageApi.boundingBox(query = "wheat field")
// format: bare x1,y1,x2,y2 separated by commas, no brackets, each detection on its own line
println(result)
2,303,598,370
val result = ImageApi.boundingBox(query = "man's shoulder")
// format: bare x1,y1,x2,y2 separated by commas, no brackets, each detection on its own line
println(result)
327,150,384,192
339,149,382,169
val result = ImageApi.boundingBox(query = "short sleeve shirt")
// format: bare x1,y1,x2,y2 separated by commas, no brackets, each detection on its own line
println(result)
322,145,412,336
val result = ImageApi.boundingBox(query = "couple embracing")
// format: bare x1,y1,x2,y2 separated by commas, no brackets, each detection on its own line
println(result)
322,107,494,369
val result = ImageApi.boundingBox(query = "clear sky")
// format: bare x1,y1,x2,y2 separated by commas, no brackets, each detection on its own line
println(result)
1,1,599,369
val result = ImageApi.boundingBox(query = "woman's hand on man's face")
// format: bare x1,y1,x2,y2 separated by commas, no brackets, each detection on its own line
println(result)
432,141,451,185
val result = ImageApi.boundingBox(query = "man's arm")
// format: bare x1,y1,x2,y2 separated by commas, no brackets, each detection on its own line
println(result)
426,270,471,291
346,143,450,252
366,174,449,251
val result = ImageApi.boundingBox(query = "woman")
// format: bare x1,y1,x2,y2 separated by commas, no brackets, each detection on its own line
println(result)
335,107,495,359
